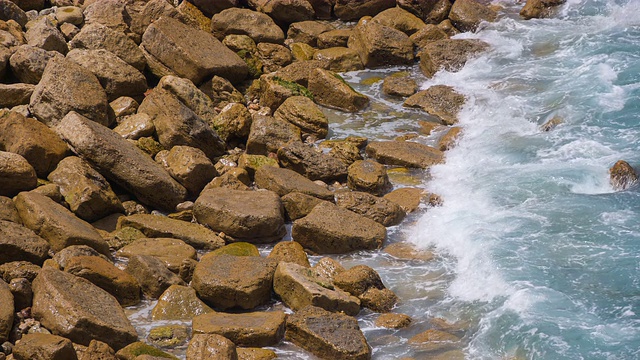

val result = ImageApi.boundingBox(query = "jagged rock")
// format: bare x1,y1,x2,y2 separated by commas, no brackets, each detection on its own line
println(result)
334,0,395,20
0,83,35,108
9,45,63,84
317,29,352,49
281,192,329,221
211,8,284,44
285,305,371,360
521,0,566,19
213,103,252,143
69,23,146,71
438,126,462,151
365,141,444,168
610,160,638,191
382,72,418,97
372,7,426,35
151,285,214,321
274,60,324,87
287,21,334,47
383,187,426,213
257,42,292,73
404,85,465,125
278,142,348,182
0,279,12,342
418,39,489,78
449,0,497,32
246,114,301,155
347,20,413,68
410,24,449,49
53,112,188,211
308,68,369,112
32,267,138,350
51,245,109,269
335,191,405,226
125,255,185,299
113,113,155,140
408,329,461,352
347,160,391,196
12,333,77,360
157,146,217,196
117,238,196,273
248,0,314,23
313,47,363,72
254,165,334,200
186,334,237,360
292,202,386,254
157,75,219,130
375,313,412,329
192,311,286,347
79,340,118,360
193,254,277,310
268,241,310,267
189,0,239,17
25,17,67,54
199,75,245,109
0,196,21,223
398,0,452,24
0,151,37,197
334,265,398,312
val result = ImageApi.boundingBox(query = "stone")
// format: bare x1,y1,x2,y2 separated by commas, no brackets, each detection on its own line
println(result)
257,42,292,73
157,75,219,128
0,279,12,342
25,17,67,54
114,114,154,140
449,0,497,32
14,191,110,255
9,45,63,84
398,0,452,24
117,238,197,273
320,139,364,166
186,334,237,360
223,34,257,53
126,0,196,39
278,142,348,182
198,75,245,109
292,202,386,254
205,172,251,191
208,243,259,257
32,267,137,350
373,7,426,36
254,165,334,200
313,47,364,72
347,160,391,196
273,262,360,315
151,285,214,321
148,325,189,348
125,255,185,299
237,153,279,177
438,126,462,151
115,342,177,360
64,255,141,307
211,8,284,44
268,241,310,267
409,24,449,49
290,42,316,61
110,96,139,118
335,191,405,227
0,83,34,108
375,313,412,329
159,146,217,196
12,333,77,360
348,20,413,68
79,340,118,360
334,265,398,312
383,187,426,213
236,347,276,360
540,115,563,132
55,6,83,26
192,311,286,347
260,74,315,112
405,85,465,125
48,156,124,222
9,276,32,310
285,305,371,360
309,69,369,112
189,0,239,17
0,0,27,27
0,151,37,196
418,39,489,78
273,60,323,87
117,214,224,250
69,23,146,71
210,103,251,143
0,196,21,223
365,141,444,168
246,114,301,155
610,160,638,191
67,49,147,101
192,254,278,310
59,22,80,41
0,221,49,265
382,72,418,97
408,329,460,352
313,257,346,281
317,29,352,49
521,0,566,20
281,191,328,221
82,0,129,36
334,0,396,21
0,46,9,80
287,21,334,47
248,0,314,23
51,244,109,269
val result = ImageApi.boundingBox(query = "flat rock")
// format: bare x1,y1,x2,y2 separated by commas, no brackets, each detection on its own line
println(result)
125,254,185,299
186,334,237,360
9,45,63,84
347,160,391,196
277,142,348,182
281,191,329,221
51,244,110,269
151,285,214,321
334,0,395,20
335,191,405,227
308,68,369,112
12,333,78,360
408,329,460,352
113,113,155,140
117,238,197,273
192,311,286,347
404,85,465,125
254,165,334,200
382,71,418,97
274,95,328,139
365,141,444,168
418,39,489,78
0,279,12,342
211,8,284,44
69,23,146,71
347,20,414,68
246,114,302,155
0,151,37,197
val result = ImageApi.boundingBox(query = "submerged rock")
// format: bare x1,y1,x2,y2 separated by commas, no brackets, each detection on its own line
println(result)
610,160,638,191
404,85,466,125
366,141,444,169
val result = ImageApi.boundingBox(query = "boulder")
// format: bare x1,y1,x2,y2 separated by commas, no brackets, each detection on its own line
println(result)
254,165,334,200
213,103,252,142
157,75,219,129
151,285,214,321
281,191,328,221
404,85,465,125
51,245,110,269
610,160,638,191
115,341,178,360
0,83,34,108
82,0,130,35
56,6,84,26
408,329,460,352
117,214,224,250
409,24,449,49
79,340,118,360
248,0,314,23
320,139,364,166
449,0,497,32
211,8,284,44
192,254,278,310
25,17,67,54
158,146,217,196
308,68,369,112
334,0,396,20
0,151,37,196
383,187,426,213
313,257,346,281
30,56,110,127
14,191,110,255
189,0,239,17
258,74,314,112
12,333,78,360
278,142,348,182
110,96,139,118
267,241,310,267
127,0,197,38
418,39,489,78
382,71,418,97
237,153,279,177
9,45,63,84
375,313,412,329
438,126,462,151
313,47,364,72
192,311,286,347
64,255,141,307
186,334,237,360
0,196,21,223
290,42,317,61
113,113,155,140
8,277,30,313
347,160,391,196
273,60,324,87
257,42,292,73
365,141,444,168
117,238,197,273
0,0,28,27
68,23,146,71
32,267,138,350
273,262,360,315
287,21,334,47
0,279,12,342
520,0,566,19
125,255,185,299
198,75,245,109
398,0,452,24
347,20,414,68
209,242,260,257
53,112,188,211
333,265,398,312
373,7,426,35
335,191,405,226
246,114,301,155
0,220,50,264
317,29,352,49
292,202,386,254
286,305,371,360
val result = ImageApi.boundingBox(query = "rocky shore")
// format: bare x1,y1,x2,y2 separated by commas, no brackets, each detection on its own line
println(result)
0,0,578,359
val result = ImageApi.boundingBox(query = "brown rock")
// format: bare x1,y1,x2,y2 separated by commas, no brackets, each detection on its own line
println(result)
82,0,130,36
268,241,310,267
410,24,449,49
408,329,460,352
257,42,293,73
347,160,391,196
335,191,405,226
157,75,220,130
317,29,352,49
404,85,465,125
110,96,139,118
254,165,334,200
25,17,67,54
540,115,563,132
246,114,301,155
0,151,37,196
383,187,426,213
9,45,63,85
186,334,237,360
258,74,312,112
0,196,21,223
278,142,348,182
281,191,329,221
610,160,638,191
208,242,260,257
273,95,329,141
334,0,395,20
192,311,286,347
287,21,334,47
375,313,412,329
79,340,118,360
12,333,78,360
449,0,497,32
372,6,427,35
273,60,324,87
158,146,217,196
117,238,196,273
114,114,155,140
320,139,364,166
248,0,314,24
9,276,32,310
69,23,146,71
365,140,444,168
0,83,34,108
334,265,398,312
189,0,239,17
213,103,252,142
236,347,276,360
398,0,452,24
308,68,369,112
0,279,12,342
313,47,364,72
359,287,398,313
0,0,27,27
199,75,245,109
418,39,489,78
114,341,178,360
151,285,214,321
347,20,414,68
51,245,110,269
211,8,284,44
438,126,462,151
125,255,185,299
238,153,279,177
382,72,418,97
521,0,566,20
313,257,346,281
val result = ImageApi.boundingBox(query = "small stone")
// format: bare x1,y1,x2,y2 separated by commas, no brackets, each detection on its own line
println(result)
148,325,189,348
186,334,237,360
347,160,391,196
375,313,412,329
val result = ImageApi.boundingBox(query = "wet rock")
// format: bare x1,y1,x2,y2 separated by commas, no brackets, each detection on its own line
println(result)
199,75,245,109
347,20,413,68
313,47,363,72
249,0,314,23
382,72,418,97
257,42,292,73
125,255,185,299
64,255,141,307
25,17,67,54
273,60,324,87
398,0,452,24
68,23,146,71
521,0,566,19
211,8,284,44
51,245,109,269
281,192,329,221
0,0,28,27
186,334,237,360
335,191,405,227
334,0,395,20
246,114,301,155
317,29,352,49
418,39,489,78
308,68,369,112
9,45,62,84
113,114,154,140
334,264,397,312
117,214,224,250
286,305,371,360
192,254,278,310
0,83,34,108
151,285,214,321
449,0,497,32
12,333,77,360
410,24,449,50
0,151,37,197
365,140,444,168
408,329,460,352
115,341,177,360
268,241,310,267
79,340,117,360
0,221,49,266
405,85,465,125
0,279,12,342
192,311,286,347
213,103,252,142
32,267,138,350
347,160,391,196
313,257,346,281
287,21,334,47
236,347,276,360
254,165,334,200
148,325,189,348
292,202,386,254
158,146,217,196
375,313,412,329
278,142,348,182
117,238,197,273
540,115,563,132
438,126,462,151
383,187,426,213
373,7,426,35
610,160,638,191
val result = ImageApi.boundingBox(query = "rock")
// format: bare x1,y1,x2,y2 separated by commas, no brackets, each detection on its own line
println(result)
256,42,292,73
211,8,284,45
382,72,418,97
113,113,154,140
246,114,301,155
334,265,398,312
0,196,21,223
157,75,219,130
79,340,118,360
69,23,146,71
9,276,32,310
115,341,177,360
404,85,465,125
0,221,49,266
0,151,37,197
290,42,316,61
186,334,237,360
32,267,137,350
205,171,251,191
347,160,391,196
212,103,252,143
366,141,444,168
55,6,83,26
236,347,276,360
317,29,352,49
292,202,386,254
117,214,224,250
0,46,9,80
125,255,185,299
308,68,369,112
59,22,80,41
320,139,364,166
438,126,462,151
313,257,346,281
148,325,189,348
268,241,310,267
12,333,78,360
521,0,566,20
449,0,497,32
287,21,334,47
209,242,260,257
398,0,452,24
286,305,371,360
373,7,426,35
418,39,489,78
158,146,217,196
9,45,62,84
192,311,286,347
51,244,109,269
0,83,34,108
0,0,28,27
383,187,426,213
14,191,110,255
199,75,245,109
237,153,279,177
278,142,348,182
254,165,334,200
273,262,360,315
117,238,197,273
334,0,395,20
313,47,363,72
335,191,405,227
347,20,413,68
409,24,448,50
248,0,314,24
540,115,563,132
82,0,130,36
25,17,67,54
189,0,238,17
281,192,328,221
192,254,278,310
223,34,258,53
259,74,315,113
151,285,214,321
375,313,412,329
273,60,323,87
408,329,460,352
610,160,638,191
0,279,12,342
110,96,139,118
64,255,141,307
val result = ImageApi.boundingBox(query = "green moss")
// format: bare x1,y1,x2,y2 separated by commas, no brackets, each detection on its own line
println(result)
360,76,383,85
237,50,263,79
331,72,357,92
118,342,178,360
210,242,260,257
272,76,314,100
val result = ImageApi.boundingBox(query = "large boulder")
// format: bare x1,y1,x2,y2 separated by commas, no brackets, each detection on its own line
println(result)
25,17,67,54
32,267,138,350
0,151,37,196
68,23,146,71
610,160,638,191
142,16,247,84
192,311,286,346
186,334,237,360
192,254,278,310
0,220,50,265
418,39,489,78
125,254,185,299
14,191,110,256
335,191,405,227
372,6,426,35
365,140,444,168
52,112,188,211
151,285,214,321
273,262,360,315
404,85,465,125
333,265,398,312
254,165,334,200
29,56,110,127
278,142,348,182
449,0,497,32
308,68,369,112
334,0,396,20
520,0,566,19
248,0,314,23
245,114,301,155
12,333,78,360
0,279,12,342
9,45,63,84
347,20,414,68
117,238,197,273
211,8,284,44
347,160,391,196
286,305,371,360
292,202,386,254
